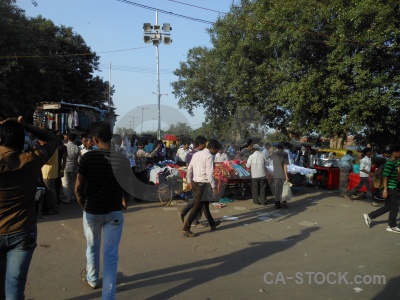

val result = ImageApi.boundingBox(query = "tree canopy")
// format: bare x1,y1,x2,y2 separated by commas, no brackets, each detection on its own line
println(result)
0,0,113,120
171,0,400,147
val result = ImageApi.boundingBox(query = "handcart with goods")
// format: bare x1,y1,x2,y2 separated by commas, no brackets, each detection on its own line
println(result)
148,165,184,206
213,161,252,199
157,173,183,206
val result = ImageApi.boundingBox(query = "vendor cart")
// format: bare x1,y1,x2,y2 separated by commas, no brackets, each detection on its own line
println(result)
157,173,183,206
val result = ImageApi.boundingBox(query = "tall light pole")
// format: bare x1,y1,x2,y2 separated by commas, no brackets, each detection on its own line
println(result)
137,106,149,134
129,115,137,132
143,12,172,140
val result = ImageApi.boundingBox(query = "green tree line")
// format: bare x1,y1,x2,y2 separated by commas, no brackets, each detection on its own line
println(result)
172,0,400,147
0,0,113,121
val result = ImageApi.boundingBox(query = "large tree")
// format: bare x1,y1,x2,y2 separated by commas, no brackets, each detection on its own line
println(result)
172,0,400,146
0,0,113,120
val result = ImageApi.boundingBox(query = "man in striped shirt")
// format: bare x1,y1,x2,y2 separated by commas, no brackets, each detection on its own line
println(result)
363,145,400,233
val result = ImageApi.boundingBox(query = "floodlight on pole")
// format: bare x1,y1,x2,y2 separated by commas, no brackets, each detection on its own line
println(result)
162,23,172,32
143,36,151,43
142,11,172,140
143,23,153,32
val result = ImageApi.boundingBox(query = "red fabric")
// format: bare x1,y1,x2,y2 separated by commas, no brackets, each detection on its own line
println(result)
313,166,340,189
162,134,178,141
348,173,376,192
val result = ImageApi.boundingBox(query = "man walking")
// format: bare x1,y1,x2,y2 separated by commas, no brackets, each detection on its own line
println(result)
75,122,133,299
338,150,354,197
271,142,290,209
246,145,268,205
363,146,400,233
62,133,79,204
0,117,61,299
345,147,378,206
182,138,221,237
179,136,206,225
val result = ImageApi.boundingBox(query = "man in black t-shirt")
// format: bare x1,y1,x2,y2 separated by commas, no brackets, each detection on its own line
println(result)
75,122,133,299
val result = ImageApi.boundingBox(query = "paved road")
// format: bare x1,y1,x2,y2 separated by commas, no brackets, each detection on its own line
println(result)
25,187,399,300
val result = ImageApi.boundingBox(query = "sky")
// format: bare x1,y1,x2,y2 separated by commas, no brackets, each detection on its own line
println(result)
16,0,235,133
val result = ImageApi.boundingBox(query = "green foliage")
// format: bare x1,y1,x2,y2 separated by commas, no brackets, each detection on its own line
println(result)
114,127,135,136
164,122,192,137
0,1,113,120
171,0,400,146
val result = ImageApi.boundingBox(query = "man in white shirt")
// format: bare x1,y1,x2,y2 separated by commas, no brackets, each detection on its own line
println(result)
246,145,268,205
214,148,229,162
345,147,377,206
182,138,221,237
175,141,190,166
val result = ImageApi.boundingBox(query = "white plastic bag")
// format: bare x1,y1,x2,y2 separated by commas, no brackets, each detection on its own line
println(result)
281,181,293,202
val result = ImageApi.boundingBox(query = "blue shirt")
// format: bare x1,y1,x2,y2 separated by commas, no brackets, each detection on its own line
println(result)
144,143,155,153
339,154,354,171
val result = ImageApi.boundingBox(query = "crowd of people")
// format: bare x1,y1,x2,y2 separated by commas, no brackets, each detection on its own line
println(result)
1,117,399,299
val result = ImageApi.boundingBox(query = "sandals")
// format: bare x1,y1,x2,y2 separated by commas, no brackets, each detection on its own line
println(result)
81,269,98,289
181,230,196,237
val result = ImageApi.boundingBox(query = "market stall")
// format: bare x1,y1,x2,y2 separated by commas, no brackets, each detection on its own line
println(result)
309,153,340,189
33,101,117,133
214,160,252,198
312,166,340,189
146,157,318,205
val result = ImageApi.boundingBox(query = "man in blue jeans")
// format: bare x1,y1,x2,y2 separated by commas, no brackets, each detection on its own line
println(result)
75,122,133,300
0,117,61,299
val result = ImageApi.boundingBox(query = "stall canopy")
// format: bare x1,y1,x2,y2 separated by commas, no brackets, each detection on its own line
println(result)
163,134,178,141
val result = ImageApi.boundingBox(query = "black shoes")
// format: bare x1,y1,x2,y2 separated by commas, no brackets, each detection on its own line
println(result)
274,201,289,209
210,220,221,231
